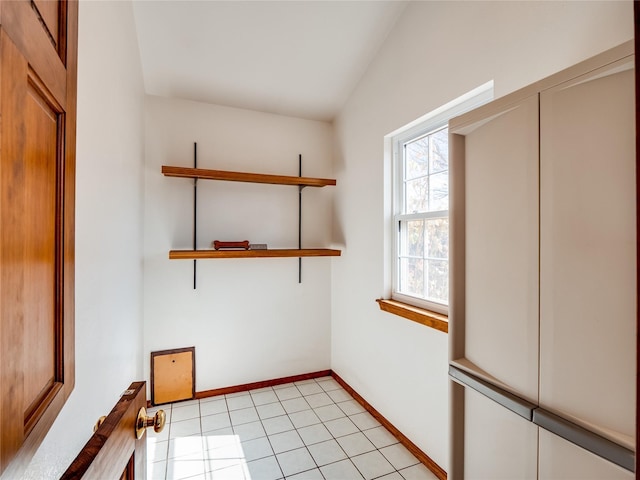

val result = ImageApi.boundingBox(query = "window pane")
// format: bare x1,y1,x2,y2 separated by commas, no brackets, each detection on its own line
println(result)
429,171,448,212
405,177,429,213
430,128,448,174
399,257,424,297
400,220,424,257
405,136,429,180
425,218,448,259
426,259,448,304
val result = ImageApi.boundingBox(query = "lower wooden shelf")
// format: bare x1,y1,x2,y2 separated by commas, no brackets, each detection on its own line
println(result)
169,249,342,259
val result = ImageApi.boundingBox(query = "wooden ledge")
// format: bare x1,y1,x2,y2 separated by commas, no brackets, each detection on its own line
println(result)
162,165,336,187
169,248,341,259
376,299,448,334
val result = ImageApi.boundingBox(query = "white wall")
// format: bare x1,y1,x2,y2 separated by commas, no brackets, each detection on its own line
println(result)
143,96,334,393
23,1,146,477
331,0,633,472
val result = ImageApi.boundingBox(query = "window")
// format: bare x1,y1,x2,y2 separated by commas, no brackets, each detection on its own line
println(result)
390,83,493,315
394,126,449,312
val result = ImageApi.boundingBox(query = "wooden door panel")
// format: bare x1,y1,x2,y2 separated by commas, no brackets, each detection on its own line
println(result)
32,0,61,51
1,1,68,103
23,75,62,434
1,28,32,472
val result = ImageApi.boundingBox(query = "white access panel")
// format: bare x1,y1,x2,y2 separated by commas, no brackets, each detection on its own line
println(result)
539,58,636,448
463,94,540,402
538,428,633,480
464,386,538,480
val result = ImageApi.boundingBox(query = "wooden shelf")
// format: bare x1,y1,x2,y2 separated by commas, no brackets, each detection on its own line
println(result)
169,249,342,260
163,154,338,283
162,166,336,188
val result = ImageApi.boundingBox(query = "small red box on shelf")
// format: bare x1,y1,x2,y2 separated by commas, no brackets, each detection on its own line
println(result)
212,240,250,250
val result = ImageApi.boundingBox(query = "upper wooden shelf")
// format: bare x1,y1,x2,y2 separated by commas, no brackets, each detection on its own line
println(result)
162,166,336,188
169,249,342,260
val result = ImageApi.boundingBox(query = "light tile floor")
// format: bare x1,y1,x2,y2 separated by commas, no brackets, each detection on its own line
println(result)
146,376,438,480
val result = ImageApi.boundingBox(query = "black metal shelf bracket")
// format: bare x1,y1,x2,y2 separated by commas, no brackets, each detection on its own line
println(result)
298,154,304,284
193,142,198,289
187,149,308,286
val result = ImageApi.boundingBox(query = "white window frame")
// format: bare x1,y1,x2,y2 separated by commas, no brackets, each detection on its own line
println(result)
390,82,494,314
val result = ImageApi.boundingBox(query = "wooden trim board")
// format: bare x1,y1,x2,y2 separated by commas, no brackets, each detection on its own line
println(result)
194,370,332,399
377,299,449,334
331,371,448,480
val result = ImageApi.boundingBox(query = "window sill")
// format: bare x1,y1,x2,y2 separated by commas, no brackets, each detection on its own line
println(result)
376,299,448,334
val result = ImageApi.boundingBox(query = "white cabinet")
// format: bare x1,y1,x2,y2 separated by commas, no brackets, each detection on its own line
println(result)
539,58,636,448
463,386,538,479
458,391,634,480
449,40,635,478
539,429,633,480
464,94,540,403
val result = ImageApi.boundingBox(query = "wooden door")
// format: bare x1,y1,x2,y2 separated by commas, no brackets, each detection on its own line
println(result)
61,382,151,480
0,0,77,477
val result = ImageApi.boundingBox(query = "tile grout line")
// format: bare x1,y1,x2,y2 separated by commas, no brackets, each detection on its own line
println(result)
281,380,333,478
151,377,429,480
272,379,394,480
261,384,292,480
279,378,348,480
301,381,366,480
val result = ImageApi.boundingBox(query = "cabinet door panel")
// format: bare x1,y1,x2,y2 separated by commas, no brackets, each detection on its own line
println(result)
464,386,538,479
539,59,636,446
463,95,539,402
538,429,633,479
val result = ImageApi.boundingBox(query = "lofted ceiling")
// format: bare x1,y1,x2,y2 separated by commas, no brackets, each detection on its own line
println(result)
132,1,407,122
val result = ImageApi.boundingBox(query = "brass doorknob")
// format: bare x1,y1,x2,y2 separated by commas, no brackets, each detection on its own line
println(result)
135,407,166,439
93,415,107,433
